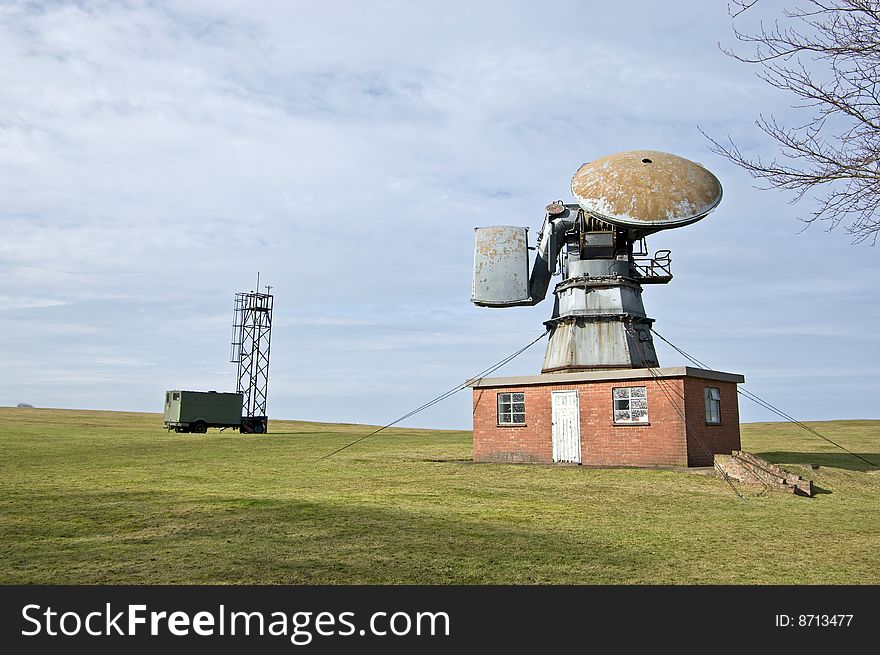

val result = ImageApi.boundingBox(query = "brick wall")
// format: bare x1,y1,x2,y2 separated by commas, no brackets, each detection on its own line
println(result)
682,379,742,466
583,378,688,467
472,374,741,467
472,386,552,463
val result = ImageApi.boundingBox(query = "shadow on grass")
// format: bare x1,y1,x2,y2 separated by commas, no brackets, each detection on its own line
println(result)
756,451,880,473
421,458,471,463
1,489,661,584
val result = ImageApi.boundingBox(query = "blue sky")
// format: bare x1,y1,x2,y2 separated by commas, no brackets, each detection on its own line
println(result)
1,0,877,428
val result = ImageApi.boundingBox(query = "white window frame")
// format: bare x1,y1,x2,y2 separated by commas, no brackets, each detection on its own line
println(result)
497,392,526,426
612,386,649,424
705,387,722,425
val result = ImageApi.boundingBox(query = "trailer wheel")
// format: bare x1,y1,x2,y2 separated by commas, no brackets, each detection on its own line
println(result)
192,421,208,434
253,422,264,434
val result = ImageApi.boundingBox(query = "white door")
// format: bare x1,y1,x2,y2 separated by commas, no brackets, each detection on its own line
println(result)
551,390,581,463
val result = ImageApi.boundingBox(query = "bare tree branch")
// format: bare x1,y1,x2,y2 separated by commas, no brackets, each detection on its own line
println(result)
711,1,880,243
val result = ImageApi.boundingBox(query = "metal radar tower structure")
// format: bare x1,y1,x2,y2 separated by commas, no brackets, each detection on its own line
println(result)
472,150,723,373
230,274,274,433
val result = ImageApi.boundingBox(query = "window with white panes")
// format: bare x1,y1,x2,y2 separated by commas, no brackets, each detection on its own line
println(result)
497,392,525,425
612,386,648,424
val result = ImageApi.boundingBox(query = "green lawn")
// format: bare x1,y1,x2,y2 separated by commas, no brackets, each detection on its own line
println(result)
1,407,878,584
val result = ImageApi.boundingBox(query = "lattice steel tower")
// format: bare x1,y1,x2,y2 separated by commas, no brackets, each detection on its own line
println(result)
230,277,274,433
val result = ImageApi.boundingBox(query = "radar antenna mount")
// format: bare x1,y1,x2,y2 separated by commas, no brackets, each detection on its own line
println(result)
471,150,722,373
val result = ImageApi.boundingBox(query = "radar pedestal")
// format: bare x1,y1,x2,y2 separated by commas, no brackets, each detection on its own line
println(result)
468,150,744,468
540,221,661,373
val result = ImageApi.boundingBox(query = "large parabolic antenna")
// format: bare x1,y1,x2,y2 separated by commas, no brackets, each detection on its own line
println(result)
472,150,722,372
571,150,722,234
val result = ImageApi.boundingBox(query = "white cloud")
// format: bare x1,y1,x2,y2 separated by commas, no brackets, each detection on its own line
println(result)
0,295,69,309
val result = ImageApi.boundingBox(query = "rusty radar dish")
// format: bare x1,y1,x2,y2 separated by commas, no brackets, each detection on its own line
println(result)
570,150,722,230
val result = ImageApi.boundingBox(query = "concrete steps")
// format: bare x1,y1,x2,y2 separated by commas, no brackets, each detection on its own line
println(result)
715,450,814,497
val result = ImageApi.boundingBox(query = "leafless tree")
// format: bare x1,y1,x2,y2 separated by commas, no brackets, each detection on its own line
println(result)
705,1,880,244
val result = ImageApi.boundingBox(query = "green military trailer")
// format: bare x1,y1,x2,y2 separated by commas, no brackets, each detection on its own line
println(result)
163,390,244,433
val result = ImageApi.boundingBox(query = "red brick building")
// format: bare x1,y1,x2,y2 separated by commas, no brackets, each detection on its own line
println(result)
468,366,743,467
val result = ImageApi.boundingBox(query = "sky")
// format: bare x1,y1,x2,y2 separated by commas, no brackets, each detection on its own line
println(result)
1,0,878,429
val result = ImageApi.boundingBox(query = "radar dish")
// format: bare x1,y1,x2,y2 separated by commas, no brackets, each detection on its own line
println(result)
570,150,722,230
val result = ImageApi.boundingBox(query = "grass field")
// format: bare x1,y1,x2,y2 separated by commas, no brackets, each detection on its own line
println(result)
1,407,878,584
